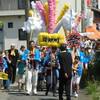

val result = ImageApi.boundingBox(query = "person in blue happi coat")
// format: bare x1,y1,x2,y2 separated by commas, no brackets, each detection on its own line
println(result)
44,46,60,97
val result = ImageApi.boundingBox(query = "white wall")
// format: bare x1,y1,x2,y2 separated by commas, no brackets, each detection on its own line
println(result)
0,16,27,50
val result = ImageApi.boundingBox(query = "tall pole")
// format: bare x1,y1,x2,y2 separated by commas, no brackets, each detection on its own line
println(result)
8,0,11,10
0,0,2,9
25,0,30,48
75,0,77,12
81,0,87,32
25,0,30,21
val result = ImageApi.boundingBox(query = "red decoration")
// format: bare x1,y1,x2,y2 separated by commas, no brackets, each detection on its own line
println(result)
67,33,82,48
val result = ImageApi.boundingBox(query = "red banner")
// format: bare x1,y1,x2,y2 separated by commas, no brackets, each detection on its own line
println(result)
67,33,82,48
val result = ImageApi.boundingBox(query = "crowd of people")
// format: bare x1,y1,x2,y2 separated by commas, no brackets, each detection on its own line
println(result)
0,38,96,100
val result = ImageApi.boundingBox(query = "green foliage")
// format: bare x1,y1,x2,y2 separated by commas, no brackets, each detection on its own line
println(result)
84,52,100,100
85,81,100,100
85,81,98,95
0,21,4,25
91,92,100,100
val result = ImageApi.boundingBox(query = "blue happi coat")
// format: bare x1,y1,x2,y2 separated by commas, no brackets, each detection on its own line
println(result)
21,49,41,70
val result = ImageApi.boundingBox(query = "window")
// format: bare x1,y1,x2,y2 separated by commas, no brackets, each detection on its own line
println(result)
94,11,100,18
0,25,3,31
18,29,27,40
8,22,13,28
18,0,25,9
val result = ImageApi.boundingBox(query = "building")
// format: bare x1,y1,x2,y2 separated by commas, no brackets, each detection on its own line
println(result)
0,0,27,50
86,0,100,39
0,0,82,51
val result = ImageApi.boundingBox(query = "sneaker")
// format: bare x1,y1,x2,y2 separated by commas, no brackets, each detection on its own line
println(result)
74,93,78,98
26,92,31,95
33,91,38,95
45,92,48,96
73,91,76,96
53,93,57,97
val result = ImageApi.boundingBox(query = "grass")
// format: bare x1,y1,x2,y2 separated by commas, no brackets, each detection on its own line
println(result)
85,81,100,100
91,92,100,100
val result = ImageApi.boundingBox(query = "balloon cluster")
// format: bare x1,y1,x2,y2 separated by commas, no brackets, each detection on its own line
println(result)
36,1,46,25
48,0,56,34
44,2,49,31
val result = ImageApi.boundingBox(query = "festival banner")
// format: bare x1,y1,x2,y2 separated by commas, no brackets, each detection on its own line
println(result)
38,33,64,47
67,33,82,47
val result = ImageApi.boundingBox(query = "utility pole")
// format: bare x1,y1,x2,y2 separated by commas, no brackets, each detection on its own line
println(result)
75,0,77,12
25,0,30,21
25,0,30,48
0,0,2,9
81,0,87,32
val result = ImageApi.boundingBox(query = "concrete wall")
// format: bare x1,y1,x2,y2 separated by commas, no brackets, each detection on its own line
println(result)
0,16,27,50
1,0,18,10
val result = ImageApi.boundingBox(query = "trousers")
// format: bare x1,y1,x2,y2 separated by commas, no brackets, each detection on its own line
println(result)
59,77,72,100
46,74,57,93
26,68,38,93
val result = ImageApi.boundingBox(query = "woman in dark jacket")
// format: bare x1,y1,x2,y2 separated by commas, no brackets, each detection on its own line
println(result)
3,50,12,90
8,44,19,84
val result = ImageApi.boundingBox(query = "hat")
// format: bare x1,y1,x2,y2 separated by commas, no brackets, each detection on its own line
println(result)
11,43,15,46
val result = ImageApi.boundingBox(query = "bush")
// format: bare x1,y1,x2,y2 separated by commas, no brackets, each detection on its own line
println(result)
85,81,100,100
85,81,98,95
91,92,100,100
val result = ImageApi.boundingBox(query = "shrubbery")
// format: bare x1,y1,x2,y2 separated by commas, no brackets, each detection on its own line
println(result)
85,51,100,100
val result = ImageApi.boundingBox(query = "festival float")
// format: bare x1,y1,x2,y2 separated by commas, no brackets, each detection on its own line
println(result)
22,0,86,48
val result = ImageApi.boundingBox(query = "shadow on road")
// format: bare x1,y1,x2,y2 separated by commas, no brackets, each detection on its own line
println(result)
8,92,27,96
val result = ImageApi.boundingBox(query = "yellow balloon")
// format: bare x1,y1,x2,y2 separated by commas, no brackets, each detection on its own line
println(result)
29,10,34,16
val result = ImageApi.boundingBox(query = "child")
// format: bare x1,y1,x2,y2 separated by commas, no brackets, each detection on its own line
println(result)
44,53,59,97
17,45,28,92
72,56,83,98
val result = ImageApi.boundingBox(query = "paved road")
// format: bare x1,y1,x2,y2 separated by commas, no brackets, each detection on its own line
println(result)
0,83,90,100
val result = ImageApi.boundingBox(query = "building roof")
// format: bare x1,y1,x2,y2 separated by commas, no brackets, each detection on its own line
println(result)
86,24,100,39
